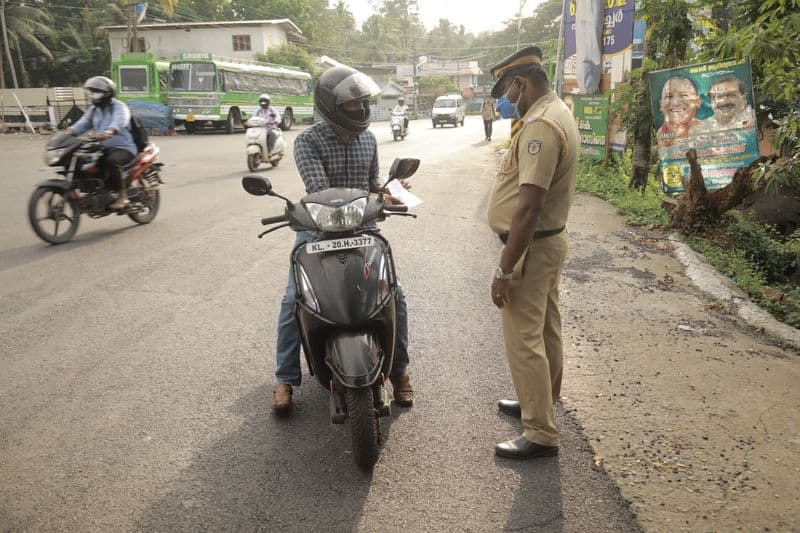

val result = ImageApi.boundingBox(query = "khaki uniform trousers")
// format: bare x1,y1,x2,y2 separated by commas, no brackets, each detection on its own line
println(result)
501,231,568,447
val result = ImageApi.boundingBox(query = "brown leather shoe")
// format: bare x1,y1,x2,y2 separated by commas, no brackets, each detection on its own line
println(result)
390,373,414,407
269,384,293,413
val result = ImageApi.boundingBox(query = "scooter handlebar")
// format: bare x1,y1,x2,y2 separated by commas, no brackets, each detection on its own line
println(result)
384,204,408,213
261,215,287,225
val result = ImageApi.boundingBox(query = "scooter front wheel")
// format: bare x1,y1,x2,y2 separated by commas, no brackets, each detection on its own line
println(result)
247,153,261,171
345,387,381,469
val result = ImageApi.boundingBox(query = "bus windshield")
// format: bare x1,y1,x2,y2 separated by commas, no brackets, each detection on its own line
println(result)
120,67,147,92
170,62,217,92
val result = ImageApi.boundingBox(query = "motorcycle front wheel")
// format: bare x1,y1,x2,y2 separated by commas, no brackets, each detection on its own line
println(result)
128,185,160,224
345,387,381,469
28,186,80,244
247,153,261,171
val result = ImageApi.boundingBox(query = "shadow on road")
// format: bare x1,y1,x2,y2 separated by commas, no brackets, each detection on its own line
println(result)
134,384,400,531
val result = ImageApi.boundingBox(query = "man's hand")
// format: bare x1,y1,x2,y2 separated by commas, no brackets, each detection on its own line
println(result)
383,193,405,206
491,277,511,308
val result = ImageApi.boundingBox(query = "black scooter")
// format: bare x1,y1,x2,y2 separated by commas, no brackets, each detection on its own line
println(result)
243,158,420,469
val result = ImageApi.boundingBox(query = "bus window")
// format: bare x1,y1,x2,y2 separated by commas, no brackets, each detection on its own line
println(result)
120,67,147,92
170,63,216,92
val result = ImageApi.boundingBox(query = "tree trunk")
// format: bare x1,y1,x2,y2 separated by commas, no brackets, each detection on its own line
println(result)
670,149,773,231
629,70,652,192
0,35,4,89
14,36,27,87
0,0,18,89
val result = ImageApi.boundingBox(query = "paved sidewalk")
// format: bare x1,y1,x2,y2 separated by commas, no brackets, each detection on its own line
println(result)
553,192,800,531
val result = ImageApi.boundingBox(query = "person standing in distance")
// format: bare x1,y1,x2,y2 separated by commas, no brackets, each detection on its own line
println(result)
65,76,138,210
269,66,415,413
481,96,496,141
486,46,580,459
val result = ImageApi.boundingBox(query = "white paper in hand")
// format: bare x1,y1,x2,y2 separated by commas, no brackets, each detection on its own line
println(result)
386,179,423,208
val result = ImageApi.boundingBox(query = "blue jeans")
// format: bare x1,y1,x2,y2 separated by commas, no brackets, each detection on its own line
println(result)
275,231,410,386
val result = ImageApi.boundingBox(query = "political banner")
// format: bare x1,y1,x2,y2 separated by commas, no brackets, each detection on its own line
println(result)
571,94,609,159
563,0,636,91
648,58,759,194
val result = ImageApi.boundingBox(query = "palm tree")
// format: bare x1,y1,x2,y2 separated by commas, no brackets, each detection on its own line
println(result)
1,0,54,88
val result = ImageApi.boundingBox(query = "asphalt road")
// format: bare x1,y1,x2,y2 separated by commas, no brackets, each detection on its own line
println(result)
0,117,639,532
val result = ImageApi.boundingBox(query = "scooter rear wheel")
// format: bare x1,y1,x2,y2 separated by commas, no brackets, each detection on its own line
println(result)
345,387,381,469
247,153,261,171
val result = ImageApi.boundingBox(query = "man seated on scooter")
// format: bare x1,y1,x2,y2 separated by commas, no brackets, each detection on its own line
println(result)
269,66,415,414
65,76,137,210
254,94,280,154
392,97,409,131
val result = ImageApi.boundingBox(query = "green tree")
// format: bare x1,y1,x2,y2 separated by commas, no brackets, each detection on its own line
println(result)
307,0,358,62
1,0,54,88
257,44,317,75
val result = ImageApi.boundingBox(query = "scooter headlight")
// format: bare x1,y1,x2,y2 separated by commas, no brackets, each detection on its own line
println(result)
45,148,66,166
305,197,367,232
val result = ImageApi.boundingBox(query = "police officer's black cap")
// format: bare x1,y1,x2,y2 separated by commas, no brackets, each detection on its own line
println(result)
490,45,544,98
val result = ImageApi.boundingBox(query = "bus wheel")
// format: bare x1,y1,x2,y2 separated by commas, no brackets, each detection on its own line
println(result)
280,110,294,131
225,110,238,134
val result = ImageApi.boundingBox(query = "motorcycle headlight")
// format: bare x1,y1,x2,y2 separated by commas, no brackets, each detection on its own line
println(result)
45,148,66,166
305,197,367,232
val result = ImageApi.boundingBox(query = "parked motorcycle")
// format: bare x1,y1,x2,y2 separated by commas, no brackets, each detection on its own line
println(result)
28,132,163,245
242,157,420,469
390,111,408,141
245,117,286,171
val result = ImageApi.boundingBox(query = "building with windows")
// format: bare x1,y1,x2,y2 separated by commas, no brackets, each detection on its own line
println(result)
101,20,307,61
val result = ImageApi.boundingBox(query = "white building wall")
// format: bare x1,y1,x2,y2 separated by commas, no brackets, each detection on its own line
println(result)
107,26,289,60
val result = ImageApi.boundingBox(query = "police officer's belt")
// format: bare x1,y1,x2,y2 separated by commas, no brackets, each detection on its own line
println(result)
498,225,565,244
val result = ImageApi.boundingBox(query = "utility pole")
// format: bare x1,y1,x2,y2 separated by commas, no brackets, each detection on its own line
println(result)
515,0,527,51
0,0,19,88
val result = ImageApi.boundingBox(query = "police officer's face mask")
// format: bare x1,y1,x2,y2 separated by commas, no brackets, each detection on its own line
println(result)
497,79,522,120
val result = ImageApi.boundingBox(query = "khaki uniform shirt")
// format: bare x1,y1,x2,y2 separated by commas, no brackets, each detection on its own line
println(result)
487,90,579,236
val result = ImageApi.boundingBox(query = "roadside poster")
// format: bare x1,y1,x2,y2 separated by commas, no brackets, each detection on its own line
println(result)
571,94,609,159
648,58,759,194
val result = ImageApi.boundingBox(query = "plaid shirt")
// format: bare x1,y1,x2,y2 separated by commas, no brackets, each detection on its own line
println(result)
293,121,380,194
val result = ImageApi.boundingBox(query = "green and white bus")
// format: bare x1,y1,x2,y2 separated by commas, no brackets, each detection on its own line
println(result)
111,52,170,104
167,54,313,134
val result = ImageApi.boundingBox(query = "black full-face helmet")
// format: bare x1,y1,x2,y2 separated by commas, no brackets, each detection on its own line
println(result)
314,66,380,134
84,75,116,106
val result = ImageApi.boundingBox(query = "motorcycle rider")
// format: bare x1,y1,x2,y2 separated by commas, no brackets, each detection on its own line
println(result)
65,76,137,210
254,93,280,153
270,66,415,413
392,97,409,132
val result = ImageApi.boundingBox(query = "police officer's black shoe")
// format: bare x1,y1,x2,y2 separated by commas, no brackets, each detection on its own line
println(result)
497,399,521,418
495,436,559,459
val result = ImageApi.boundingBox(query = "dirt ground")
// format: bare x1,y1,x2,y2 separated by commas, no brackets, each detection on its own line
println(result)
560,193,800,532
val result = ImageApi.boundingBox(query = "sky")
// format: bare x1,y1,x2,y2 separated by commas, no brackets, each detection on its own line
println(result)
341,0,547,35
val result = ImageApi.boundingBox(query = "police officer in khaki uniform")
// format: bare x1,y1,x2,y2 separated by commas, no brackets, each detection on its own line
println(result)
486,45,580,459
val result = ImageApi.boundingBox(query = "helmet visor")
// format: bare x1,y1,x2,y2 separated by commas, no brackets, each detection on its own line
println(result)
331,72,380,105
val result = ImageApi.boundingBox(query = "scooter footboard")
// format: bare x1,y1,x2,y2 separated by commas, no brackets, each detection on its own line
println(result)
325,332,384,388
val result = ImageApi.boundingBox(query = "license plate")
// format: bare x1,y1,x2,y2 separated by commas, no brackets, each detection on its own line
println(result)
306,236,373,254
186,114,195,122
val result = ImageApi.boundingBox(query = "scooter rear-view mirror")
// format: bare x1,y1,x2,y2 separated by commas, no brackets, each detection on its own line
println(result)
242,175,272,196
386,158,420,184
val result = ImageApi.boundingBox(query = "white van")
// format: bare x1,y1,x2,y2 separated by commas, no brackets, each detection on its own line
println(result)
431,94,465,128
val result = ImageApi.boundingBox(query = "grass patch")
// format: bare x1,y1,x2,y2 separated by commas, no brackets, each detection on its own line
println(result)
575,154,669,227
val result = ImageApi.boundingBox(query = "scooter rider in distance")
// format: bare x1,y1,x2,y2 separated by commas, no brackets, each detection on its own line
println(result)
270,66,415,414
254,93,280,154
65,76,137,210
393,97,409,132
